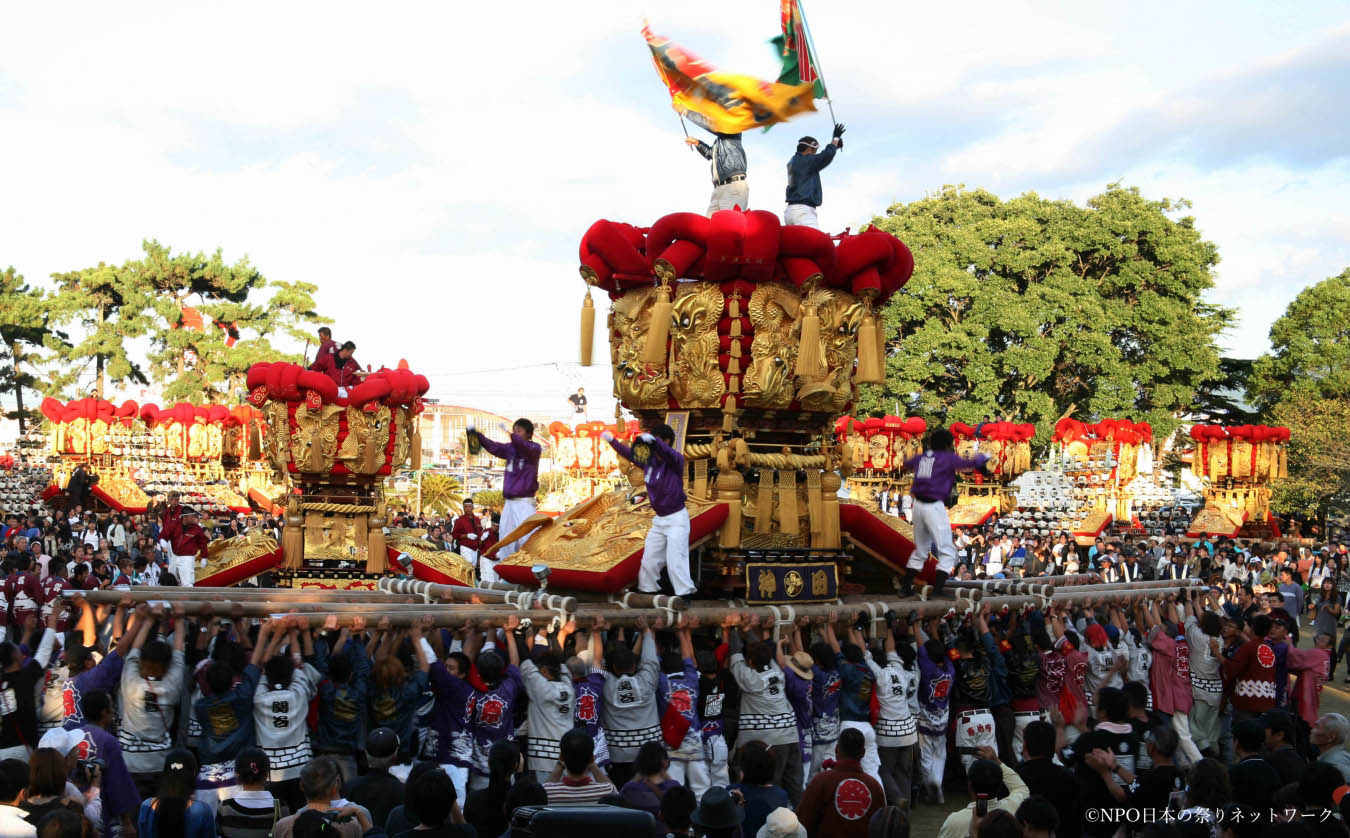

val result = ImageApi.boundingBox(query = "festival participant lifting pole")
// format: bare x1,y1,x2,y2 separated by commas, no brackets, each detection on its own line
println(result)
602,424,696,597
469,419,542,561
897,428,991,598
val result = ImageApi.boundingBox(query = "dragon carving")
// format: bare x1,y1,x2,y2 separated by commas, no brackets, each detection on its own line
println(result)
744,283,801,408
264,401,291,473
611,287,670,408
338,405,391,474
801,288,864,413
291,404,343,473
669,282,725,408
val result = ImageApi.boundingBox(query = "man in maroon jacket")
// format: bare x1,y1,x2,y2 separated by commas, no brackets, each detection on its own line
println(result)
798,727,885,837
451,500,491,582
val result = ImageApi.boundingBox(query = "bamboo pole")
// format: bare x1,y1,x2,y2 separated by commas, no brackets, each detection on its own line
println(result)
378,577,679,613
69,587,423,604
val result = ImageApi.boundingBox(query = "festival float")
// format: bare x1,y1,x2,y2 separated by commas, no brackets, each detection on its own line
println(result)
195,361,477,590
33,396,270,517
477,208,932,600
1184,424,1289,539
833,415,926,531
944,421,1036,529
537,421,636,514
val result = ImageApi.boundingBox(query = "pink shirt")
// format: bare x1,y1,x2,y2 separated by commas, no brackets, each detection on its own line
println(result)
1148,626,1194,714
1287,647,1331,726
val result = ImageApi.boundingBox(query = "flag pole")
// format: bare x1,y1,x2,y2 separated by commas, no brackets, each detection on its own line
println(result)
795,0,837,124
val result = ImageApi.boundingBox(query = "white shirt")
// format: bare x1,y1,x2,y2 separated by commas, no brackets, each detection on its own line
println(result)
0,804,35,838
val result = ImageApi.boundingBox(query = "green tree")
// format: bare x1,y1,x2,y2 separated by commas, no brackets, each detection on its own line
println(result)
863,184,1232,443
131,241,329,402
50,261,158,398
1249,268,1350,412
0,268,75,431
1188,357,1260,425
1268,396,1350,518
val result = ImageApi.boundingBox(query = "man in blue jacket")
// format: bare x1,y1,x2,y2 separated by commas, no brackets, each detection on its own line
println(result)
784,123,845,228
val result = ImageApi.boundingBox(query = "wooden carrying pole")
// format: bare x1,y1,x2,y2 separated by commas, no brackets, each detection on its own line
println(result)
64,584,1200,629
378,578,680,612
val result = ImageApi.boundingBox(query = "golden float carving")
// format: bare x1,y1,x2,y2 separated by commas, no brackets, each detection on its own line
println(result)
612,287,670,408
338,405,391,474
669,282,725,408
498,490,720,573
291,405,343,473
744,283,800,408
200,529,280,579
385,531,477,585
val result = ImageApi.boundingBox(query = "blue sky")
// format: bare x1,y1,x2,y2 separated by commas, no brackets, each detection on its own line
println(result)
0,1,1346,421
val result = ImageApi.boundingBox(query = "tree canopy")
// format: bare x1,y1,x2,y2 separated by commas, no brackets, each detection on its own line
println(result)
860,184,1232,443
49,241,328,403
0,267,73,432
1268,395,1350,518
1249,268,1350,413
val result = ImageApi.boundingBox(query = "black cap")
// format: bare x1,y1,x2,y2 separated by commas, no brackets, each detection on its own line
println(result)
1263,709,1295,739
366,727,400,759
690,787,746,829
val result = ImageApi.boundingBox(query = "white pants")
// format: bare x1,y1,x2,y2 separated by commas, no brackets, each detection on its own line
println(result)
169,553,196,586
0,746,28,762
685,734,729,801
841,721,883,791
809,737,837,780
640,507,694,596
954,709,996,772
918,730,947,788
784,203,819,228
497,497,537,559
909,499,958,574
707,180,749,216
463,547,495,585
1172,710,1202,769
1012,709,1048,761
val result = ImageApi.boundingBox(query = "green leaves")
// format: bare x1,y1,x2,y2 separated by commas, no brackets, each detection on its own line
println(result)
859,184,1232,445
1250,268,1350,413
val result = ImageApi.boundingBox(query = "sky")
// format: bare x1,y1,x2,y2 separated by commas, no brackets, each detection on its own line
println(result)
1,1,1347,423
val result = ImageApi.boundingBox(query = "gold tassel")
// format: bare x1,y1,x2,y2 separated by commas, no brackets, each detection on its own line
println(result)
875,312,888,376
795,303,823,378
820,472,842,548
410,425,422,471
806,470,824,536
856,304,883,384
722,400,736,433
247,423,261,460
693,458,709,500
615,404,625,434
778,470,799,534
282,496,305,570
755,469,774,533
642,283,673,364
717,470,744,548
580,289,596,367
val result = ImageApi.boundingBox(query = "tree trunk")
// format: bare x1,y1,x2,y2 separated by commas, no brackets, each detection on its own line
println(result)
95,303,105,399
12,348,25,435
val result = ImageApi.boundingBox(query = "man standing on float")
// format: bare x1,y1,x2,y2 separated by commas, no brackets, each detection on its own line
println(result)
602,425,696,597
687,132,748,216
469,420,542,561
898,428,990,598
783,123,845,229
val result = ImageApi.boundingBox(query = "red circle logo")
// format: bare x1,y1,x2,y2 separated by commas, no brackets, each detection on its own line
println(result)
835,778,873,820
1257,644,1276,668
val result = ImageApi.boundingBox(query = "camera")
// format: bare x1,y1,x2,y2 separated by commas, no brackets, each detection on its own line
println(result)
76,757,106,786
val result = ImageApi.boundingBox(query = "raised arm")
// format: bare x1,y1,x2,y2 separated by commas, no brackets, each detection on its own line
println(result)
112,595,137,659
503,616,522,669
250,621,274,668
411,618,431,672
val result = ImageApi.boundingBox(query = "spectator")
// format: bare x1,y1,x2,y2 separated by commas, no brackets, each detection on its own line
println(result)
1015,721,1081,838
937,746,1029,838
659,785,697,838
618,742,679,819
1262,709,1308,786
217,748,291,838
1311,714,1350,783
1014,796,1059,838
728,741,790,838
271,759,377,838
542,727,616,806
755,807,806,838
136,750,214,838
462,740,521,838
0,758,35,838
798,728,885,838
688,787,744,838
344,729,405,830
381,762,442,837
402,769,475,838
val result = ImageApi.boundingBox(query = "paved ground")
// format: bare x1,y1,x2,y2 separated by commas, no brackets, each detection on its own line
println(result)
906,624,1350,834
